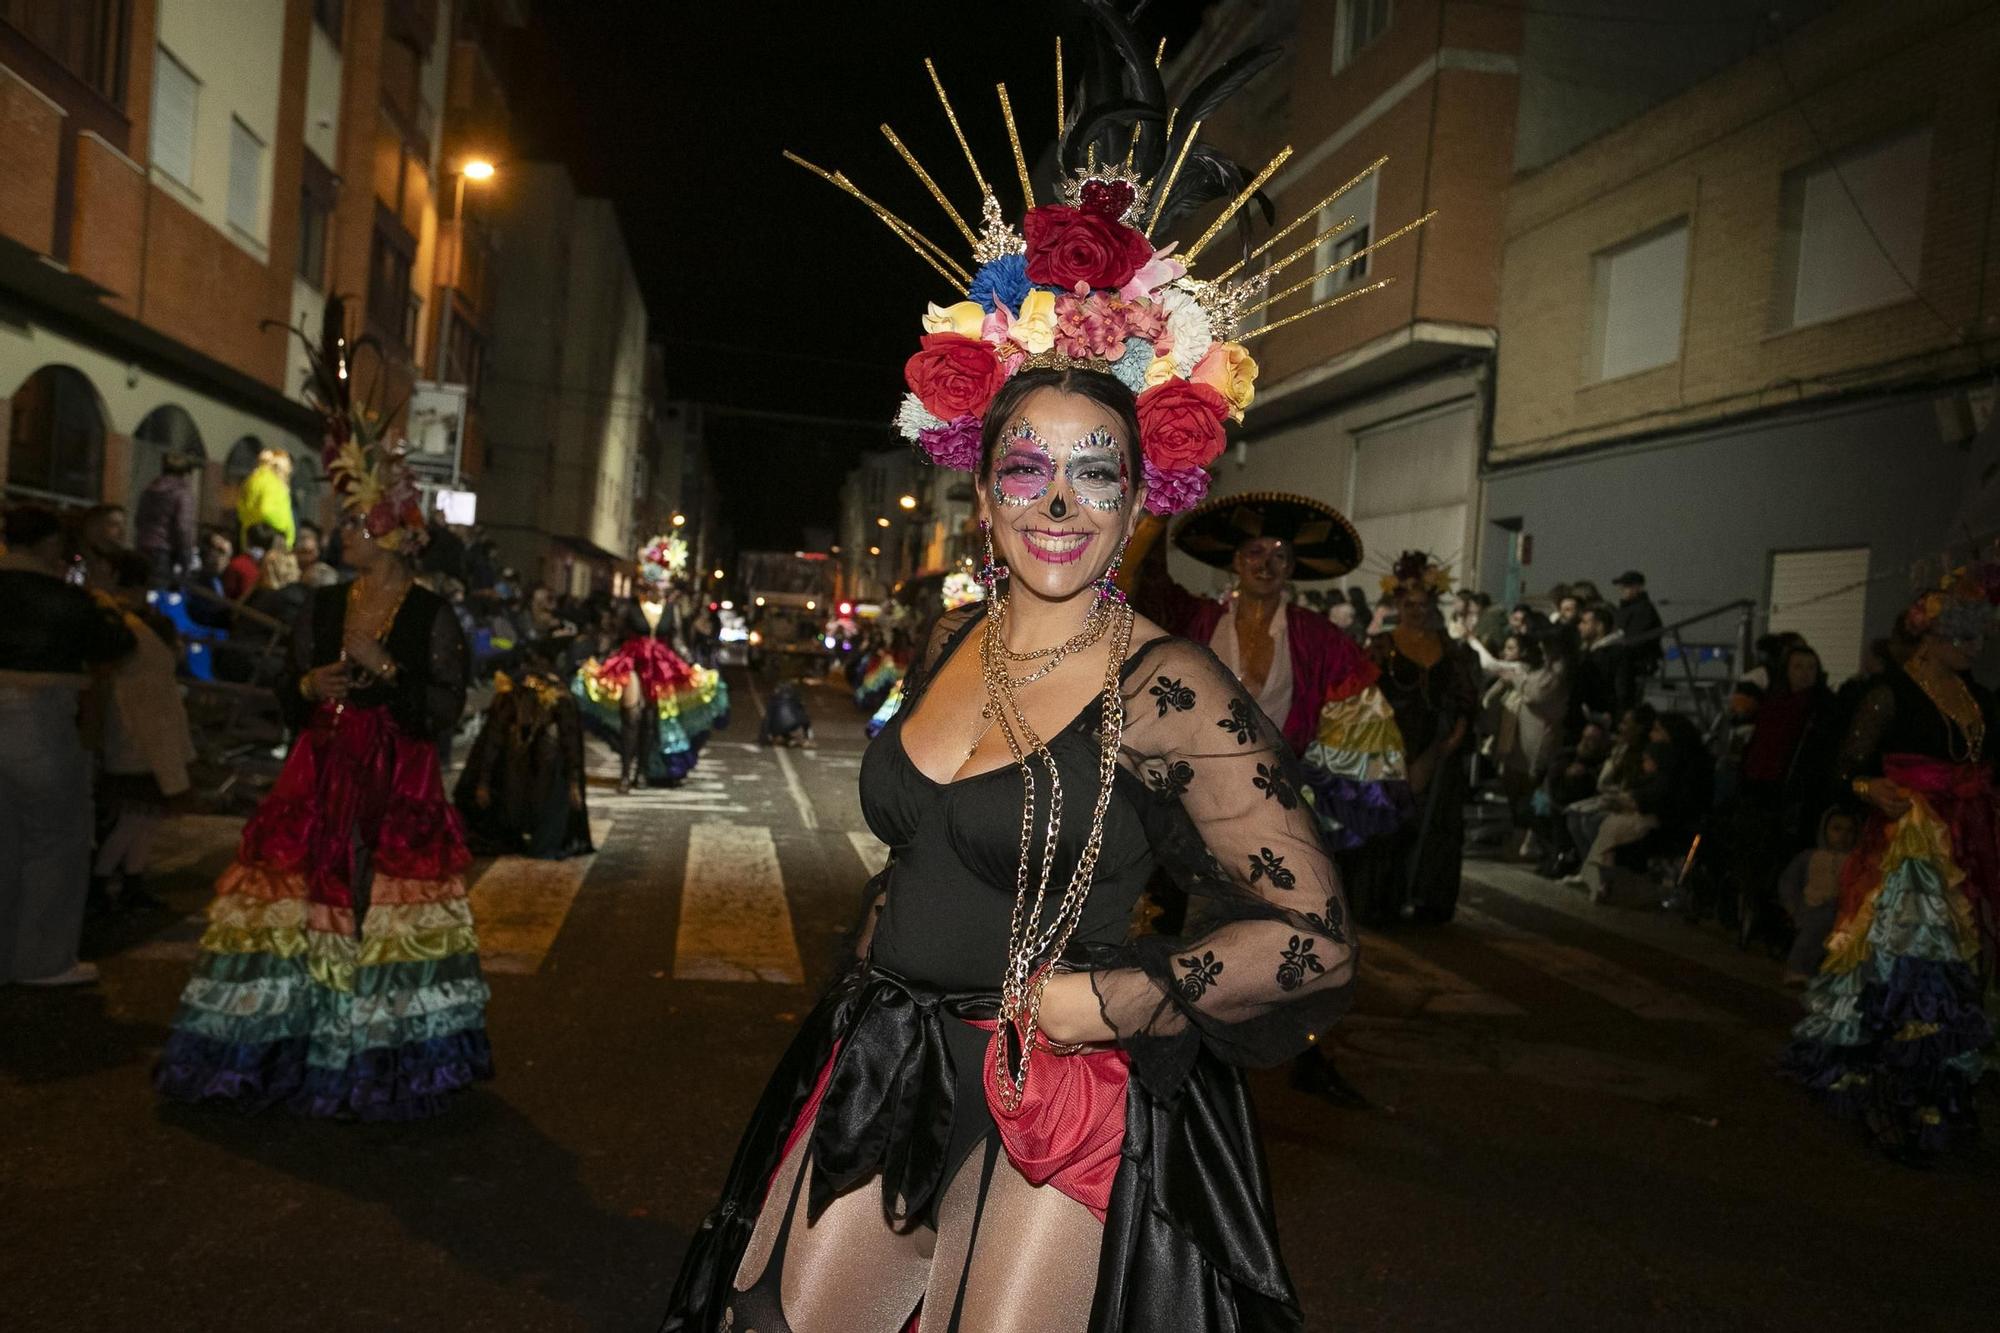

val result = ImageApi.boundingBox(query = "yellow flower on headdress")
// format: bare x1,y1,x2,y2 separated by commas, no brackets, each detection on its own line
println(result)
1143,354,1179,387
1189,342,1258,421
922,301,987,339
1012,289,1058,355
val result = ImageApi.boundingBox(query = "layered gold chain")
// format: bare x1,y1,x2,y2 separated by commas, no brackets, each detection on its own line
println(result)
981,593,1133,1113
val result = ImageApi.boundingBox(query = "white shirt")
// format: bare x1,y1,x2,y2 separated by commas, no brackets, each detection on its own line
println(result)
1210,598,1294,730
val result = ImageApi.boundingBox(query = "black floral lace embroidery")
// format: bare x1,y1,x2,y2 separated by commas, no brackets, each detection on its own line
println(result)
1248,847,1297,890
1276,935,1325,992
1304,895,1349,944
1218,696,1257,745
1149,675,1197,716
1253,762,1299,809
1146,758,1195,799
1177,950,1224,1000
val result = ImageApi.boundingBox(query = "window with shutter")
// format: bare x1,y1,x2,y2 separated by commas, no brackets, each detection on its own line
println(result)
1587,220,1689,381
1312,171,1375,304
150,46,199,189
1775,126,1930,330
228,117,265,240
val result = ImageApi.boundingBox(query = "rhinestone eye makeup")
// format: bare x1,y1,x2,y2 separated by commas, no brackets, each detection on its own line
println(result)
1064,428,1128,512
991,421,1054,507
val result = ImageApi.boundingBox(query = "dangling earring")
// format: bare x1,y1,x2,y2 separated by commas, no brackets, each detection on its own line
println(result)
1095,547,1128,605
978,518,1009,592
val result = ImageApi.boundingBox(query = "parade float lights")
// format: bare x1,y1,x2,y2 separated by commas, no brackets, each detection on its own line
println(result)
787,39,1432,514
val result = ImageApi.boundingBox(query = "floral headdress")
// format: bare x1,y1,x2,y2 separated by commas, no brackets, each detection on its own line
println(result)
941,570,986,610
1380,550,1453,600
279,305,428,551
639,533,689,588
791,13,1430,516
1903,563,2000,640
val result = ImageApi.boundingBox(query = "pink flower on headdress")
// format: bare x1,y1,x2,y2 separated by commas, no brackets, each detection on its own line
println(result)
918,415,983,472
1118,244,1187,303
1054,292,1130,360
1142,460,1211,515
1122,297,1168,345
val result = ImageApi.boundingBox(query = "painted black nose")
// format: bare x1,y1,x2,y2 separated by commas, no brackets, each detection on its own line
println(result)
1048,493,1069,519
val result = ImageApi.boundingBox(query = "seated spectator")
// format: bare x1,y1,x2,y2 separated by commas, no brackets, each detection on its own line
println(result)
294,520,339,588
247,545,308,626
1560,703,1655,880
184,527,237,628
75,503,129,591
1777,806,1859,984
93,549,195,913
1573,740,1677,903
222,523,276,601
1534,720,1612,877
760,681,815,747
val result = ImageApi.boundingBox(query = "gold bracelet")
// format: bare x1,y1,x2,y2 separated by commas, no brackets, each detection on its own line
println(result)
300,673,317,702
1850,777,1871,798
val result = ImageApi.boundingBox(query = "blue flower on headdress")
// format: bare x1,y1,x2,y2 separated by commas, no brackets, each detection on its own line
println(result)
1110,337,1155,394
967,254,1029,314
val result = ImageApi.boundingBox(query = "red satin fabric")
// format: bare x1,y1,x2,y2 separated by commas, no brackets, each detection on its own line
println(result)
976,1019,1129,1223
235,703,469,909
600,636,698,698
1875,755,2000,943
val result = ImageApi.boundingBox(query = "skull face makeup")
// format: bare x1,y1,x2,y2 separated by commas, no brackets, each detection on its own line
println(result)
991,422,1130,513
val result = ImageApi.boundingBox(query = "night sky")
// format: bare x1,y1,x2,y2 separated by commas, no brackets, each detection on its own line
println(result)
515,0,1210,548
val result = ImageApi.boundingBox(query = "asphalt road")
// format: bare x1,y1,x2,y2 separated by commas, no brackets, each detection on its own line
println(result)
2,668,1992,1332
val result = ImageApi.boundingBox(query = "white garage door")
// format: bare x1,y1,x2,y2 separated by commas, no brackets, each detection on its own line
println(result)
1350,400,1477,582
1767,546,1870,682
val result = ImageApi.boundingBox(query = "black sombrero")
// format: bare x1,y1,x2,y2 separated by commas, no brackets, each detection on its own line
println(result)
1171,490,1363,581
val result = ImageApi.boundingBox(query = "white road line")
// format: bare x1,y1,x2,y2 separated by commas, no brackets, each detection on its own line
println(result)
1455,905,1737,1024
468,819,611,974
673,822,805,984
847,830,890,879
1360,934,1524,1016
743,673,820,831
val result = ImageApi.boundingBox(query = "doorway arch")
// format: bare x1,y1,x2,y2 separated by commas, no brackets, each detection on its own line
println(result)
6,365,108,504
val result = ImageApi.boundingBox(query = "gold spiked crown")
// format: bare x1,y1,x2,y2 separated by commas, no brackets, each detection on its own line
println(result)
787,18,1432,515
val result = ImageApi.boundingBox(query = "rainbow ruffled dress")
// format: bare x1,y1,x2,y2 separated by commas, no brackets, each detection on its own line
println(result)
572,605,729,785
865,677,905,738
1783,666,1997,1156
852,648,902,717
154,585,492,1119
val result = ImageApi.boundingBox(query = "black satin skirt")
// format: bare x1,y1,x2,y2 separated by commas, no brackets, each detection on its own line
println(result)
659,964,1303,1333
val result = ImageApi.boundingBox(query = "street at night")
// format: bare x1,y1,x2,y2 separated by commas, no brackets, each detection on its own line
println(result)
2,671,1990,1331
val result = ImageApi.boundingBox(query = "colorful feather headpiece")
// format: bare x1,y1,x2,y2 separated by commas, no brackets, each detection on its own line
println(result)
1903,563,2000,640
1380,550,1453,599
639,533,689,588
791,2,1431,516
279,304,427,552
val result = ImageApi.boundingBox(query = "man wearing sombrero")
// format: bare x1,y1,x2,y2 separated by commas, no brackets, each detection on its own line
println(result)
1130,492,1410,847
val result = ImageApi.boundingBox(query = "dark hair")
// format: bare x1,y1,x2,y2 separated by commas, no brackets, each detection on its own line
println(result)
246,522,279,551
1504,632,1545,669
976,368,1143,488
296,520,323,542
109,547,152,590
3,504,64,549
1471,592,1492,609
1580,602,1614,630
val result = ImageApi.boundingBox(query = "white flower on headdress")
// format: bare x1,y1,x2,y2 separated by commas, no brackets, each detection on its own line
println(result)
1011,289,1058,355
1156,285,1213,377
896,392,944,442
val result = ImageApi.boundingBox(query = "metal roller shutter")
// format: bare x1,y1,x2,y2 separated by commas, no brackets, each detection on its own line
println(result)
1767,546,1870,681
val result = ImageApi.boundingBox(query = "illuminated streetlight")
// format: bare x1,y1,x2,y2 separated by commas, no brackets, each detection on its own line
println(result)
754,596,766,607
720,600,734,610
805,600,817,611
461,158,497,181
671,513,686,527
712,568,724,579
898,494,917,510
868,545,881,556
875,516,891,528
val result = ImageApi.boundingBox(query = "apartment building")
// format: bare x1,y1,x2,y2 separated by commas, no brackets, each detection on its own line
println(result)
0,0,521,535
478,160,650,596
1483,0,2000,676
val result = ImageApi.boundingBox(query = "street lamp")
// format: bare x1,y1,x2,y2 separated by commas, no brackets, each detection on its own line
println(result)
437,158,498,487
898,494,917,510
868,545,881,556
712,568,724,580
876,516,891,528
671,513,686,527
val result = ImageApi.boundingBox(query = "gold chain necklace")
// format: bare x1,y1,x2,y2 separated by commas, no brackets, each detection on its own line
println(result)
1907,652,1985,762
333,575,412,720
981,593,1133,1113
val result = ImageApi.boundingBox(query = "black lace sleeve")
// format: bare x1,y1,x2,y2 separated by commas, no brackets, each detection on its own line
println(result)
387,600,468,741
1836,682,1893,781
1087,637,1356,1098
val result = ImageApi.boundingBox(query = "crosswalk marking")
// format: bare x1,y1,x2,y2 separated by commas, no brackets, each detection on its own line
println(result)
467,818,610,974
673,821,805,984
1455,906,1736,1024
847,831,890,879
1361,934,1525,1016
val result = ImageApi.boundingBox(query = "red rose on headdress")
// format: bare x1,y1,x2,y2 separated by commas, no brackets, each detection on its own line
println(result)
1136,379,1230,472
1023,205,1156,293
905,333,1006,421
